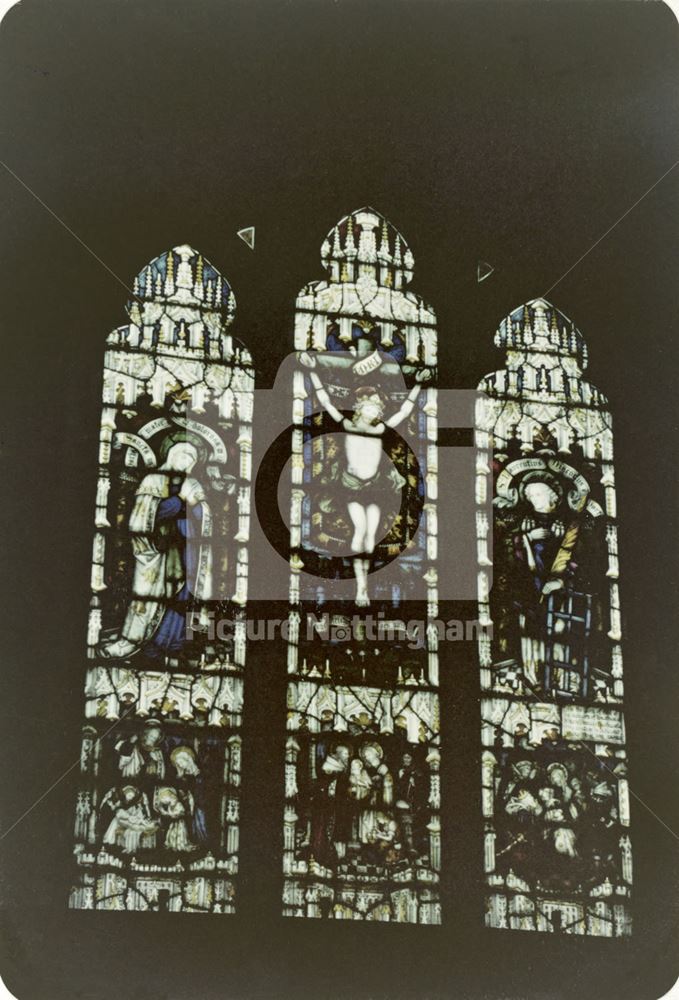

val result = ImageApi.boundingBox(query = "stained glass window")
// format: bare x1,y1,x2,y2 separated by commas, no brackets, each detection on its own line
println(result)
282,209,441,923
476,298,632,936
70,245,254,913
68,247,633,934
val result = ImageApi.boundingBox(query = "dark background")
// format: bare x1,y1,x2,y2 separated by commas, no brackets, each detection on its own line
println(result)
1,1,678,997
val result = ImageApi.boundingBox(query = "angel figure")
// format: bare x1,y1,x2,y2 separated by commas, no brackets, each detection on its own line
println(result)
153,786,198,853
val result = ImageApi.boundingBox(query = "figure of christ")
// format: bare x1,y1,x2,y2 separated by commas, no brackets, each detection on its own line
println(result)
299,352,430,606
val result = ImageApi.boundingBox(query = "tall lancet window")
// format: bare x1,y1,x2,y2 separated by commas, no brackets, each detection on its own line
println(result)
70,245,255,913
282,208,441,924
476,298,631,937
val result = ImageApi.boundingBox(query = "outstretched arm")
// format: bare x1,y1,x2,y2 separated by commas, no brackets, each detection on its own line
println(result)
299,352,346,425
385,368,432,428
309,371,346,424
385,384,421,429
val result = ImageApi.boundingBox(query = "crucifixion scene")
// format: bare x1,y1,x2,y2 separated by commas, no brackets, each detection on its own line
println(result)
283,208,442,924
288,208,438,612
5,1,671,994
299,347,431,606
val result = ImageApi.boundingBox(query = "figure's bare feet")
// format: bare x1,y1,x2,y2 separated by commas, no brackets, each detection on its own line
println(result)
355,588,370,608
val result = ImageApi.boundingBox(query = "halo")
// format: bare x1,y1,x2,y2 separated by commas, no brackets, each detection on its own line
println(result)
170,745,197,764
359,741,384,761
158,431,207,465
518,471,563,503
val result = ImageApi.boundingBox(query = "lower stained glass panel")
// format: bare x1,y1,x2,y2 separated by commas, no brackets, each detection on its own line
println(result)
71,704,241,913
283,676,441,923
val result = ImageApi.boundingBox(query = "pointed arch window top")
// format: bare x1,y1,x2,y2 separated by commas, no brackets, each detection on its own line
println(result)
293,207,437,363
129,244,236,319
319,206,416,290
495,297,588,369
479,298,610,412
107,246,250,365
